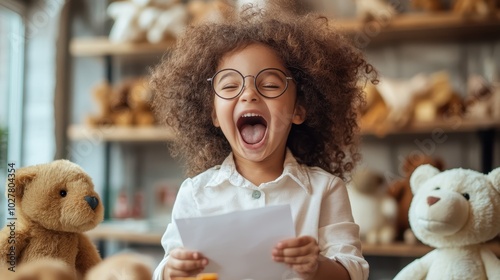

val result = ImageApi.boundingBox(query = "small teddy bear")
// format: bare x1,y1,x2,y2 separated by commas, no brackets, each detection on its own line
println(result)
347,168,397,244
394,164,500,280
0,160,104,279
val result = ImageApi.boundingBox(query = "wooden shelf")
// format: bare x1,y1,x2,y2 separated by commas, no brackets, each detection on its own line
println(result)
70,12,500,57
361,118,500,137
67,125,175,142
67,118,498,142
336,11,500,45
70,36,175,56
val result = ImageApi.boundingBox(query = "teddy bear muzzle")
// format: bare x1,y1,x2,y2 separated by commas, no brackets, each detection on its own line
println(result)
84,196,99,210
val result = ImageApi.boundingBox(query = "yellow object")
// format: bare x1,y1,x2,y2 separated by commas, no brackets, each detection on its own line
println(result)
197,273,218,280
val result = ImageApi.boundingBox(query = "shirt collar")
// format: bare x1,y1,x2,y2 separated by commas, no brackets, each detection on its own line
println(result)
205,148,311,194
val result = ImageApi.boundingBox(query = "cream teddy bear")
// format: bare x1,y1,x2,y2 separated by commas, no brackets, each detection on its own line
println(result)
348,168,397,244
394,164,500,280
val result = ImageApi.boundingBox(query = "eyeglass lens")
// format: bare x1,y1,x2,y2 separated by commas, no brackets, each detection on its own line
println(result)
212,69,289,99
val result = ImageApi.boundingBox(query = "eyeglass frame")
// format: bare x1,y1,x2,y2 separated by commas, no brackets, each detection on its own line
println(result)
207,67,294,100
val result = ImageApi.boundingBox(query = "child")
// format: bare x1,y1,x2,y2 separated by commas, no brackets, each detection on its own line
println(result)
150,3,375,280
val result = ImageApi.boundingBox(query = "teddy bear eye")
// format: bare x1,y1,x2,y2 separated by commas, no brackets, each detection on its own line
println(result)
434,187,440,190
60,190,67,197
462,193,470,200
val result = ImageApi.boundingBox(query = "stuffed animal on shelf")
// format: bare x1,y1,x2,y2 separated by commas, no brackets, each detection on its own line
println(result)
0,160,104,279
188,0,234,25
107,0,188,44
453,0,498,17
464,75,500,120
353,0,397,22
394,164,500,280
347,168,397,244
86,78,156,128
411,0,445,12
359,83,390,136
376,73,430,128
412,71,465,123
387,155,445,244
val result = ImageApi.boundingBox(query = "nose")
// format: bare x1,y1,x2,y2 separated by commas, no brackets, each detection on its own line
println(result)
240,76,260,102
84,196,99,210
427,196,440,206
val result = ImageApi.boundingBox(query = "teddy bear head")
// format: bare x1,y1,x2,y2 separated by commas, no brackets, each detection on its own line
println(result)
409,164,500,248
12,160,104,233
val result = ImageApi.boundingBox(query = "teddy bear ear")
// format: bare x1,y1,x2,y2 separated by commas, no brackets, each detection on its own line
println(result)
409,164,441,195
12,166,38,200
488,167,500,193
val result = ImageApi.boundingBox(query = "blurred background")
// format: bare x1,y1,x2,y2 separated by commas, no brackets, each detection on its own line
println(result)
1,0,499,279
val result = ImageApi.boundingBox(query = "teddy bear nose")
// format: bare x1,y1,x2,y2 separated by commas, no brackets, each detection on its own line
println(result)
427,196,440,206
84,196,99,210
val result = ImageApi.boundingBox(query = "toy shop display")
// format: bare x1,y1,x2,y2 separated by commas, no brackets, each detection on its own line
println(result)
394,164,500,279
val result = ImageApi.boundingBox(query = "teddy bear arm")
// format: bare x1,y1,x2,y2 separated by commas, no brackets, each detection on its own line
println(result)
0,226,29,263
394,250,436,280
480,248,500,278
75,234,102,275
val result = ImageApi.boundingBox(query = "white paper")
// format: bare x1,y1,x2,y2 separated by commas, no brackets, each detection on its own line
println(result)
175,205,296,280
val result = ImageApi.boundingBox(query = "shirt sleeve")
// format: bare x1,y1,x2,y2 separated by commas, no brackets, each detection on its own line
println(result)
318,177,369,280
152,178,199,280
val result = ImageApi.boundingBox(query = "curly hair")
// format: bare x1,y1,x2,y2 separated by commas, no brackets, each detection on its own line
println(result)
150,5,376,180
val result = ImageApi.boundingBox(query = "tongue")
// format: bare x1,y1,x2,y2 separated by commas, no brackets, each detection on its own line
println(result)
240,124,266,144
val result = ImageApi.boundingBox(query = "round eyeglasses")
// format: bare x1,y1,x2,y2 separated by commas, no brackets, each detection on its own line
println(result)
207,68,293,100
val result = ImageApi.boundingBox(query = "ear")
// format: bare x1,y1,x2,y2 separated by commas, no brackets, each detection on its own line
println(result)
409,164,440,195
292,104,306,125
211,109,220,127
488,167,500,193
10,166,38,201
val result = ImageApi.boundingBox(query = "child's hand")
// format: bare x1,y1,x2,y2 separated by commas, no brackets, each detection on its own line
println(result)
166,247,208,279
272,236,320,279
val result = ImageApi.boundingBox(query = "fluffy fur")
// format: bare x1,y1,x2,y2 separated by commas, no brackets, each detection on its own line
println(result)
0,160,104,278
394,165,500,280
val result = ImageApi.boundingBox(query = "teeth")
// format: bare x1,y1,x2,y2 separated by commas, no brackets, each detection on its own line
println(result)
241,113,261,118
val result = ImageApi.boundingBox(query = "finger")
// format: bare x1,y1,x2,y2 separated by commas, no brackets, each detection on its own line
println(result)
276,236,316,249
169,267,204,278
274,253,318,264
170,248,206,261
167,257,208,272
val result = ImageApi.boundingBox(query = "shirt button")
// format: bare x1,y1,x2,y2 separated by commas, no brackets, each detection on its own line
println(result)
252,190,261,199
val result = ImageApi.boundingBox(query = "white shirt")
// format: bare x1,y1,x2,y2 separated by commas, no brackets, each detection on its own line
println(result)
153,149,369,280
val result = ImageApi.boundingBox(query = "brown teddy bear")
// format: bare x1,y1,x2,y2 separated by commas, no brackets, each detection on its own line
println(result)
453,0,499,17
387,155,444,243
0,160,104,279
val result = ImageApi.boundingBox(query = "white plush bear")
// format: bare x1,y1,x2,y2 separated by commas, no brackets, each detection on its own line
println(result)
347,168,397,244
394,165,500,280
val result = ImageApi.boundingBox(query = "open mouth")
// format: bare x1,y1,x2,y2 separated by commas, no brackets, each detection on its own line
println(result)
237,113,268,145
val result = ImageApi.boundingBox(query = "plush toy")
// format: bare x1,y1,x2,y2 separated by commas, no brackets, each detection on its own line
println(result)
353,0,397,22
347,168,397,244
0,160,104,279
85,253,154,280
86,81,114,127
388,155,445,243
394,165,500,280
0,258,75,280
412,71,465,123
376,73,430,128
464,75,499,120
107,0,188,44
188,0,234,24
359,83,390,136
411,0,445,12
86,78,156,127
453,0,498,17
